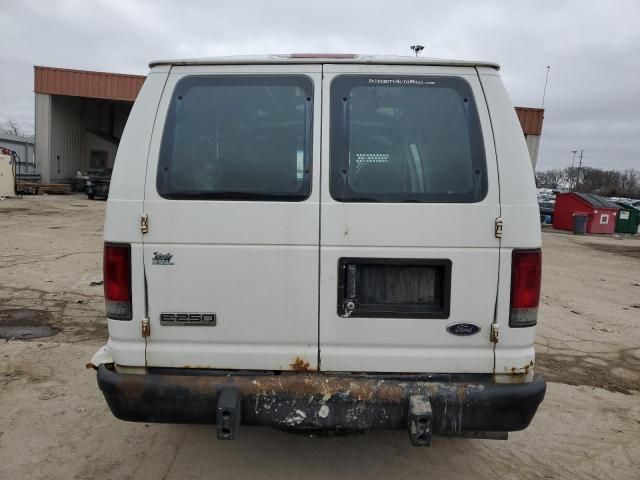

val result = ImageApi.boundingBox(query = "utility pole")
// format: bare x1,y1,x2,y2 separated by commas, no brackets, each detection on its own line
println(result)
570,150,578,190
541,66,551,108
575,149,584,191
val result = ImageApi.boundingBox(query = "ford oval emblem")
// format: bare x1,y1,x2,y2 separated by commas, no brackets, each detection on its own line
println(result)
446,323,481,336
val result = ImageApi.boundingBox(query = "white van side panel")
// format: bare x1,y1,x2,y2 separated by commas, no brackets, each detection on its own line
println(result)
477,69,541,249
104,69,169,367
495,248,536,374
478,69,541,374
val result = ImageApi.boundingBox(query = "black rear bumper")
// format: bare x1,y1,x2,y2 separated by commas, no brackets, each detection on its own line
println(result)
97,366,545,442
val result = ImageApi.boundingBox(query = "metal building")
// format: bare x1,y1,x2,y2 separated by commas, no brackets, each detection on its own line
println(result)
34,65,544,184
515,107,544,168
34,66,145,183
0,132,36,176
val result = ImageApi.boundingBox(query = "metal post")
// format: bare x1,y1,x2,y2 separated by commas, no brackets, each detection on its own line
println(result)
570,150,577,190
576,149,583,191
541,66,551,108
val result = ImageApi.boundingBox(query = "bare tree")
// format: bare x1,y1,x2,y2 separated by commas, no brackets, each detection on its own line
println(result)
537,166,640,198
535,169,566,189
0,118,30,137
617,169,639,197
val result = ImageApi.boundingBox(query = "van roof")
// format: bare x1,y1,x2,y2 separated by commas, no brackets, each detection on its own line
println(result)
149,54,500,70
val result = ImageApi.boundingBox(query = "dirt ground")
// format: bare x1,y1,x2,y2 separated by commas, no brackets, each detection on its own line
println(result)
1,195,639,480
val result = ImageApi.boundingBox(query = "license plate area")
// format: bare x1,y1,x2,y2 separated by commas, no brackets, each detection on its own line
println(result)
337,258,451,319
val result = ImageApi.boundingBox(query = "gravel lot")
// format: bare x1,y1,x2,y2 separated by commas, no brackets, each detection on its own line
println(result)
1,195,639,480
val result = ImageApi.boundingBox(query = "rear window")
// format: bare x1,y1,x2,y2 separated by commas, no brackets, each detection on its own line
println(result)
330,76,487,203
157,75,313,201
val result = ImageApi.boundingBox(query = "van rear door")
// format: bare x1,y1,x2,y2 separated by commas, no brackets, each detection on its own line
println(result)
142,65,321,370
319,64,500,373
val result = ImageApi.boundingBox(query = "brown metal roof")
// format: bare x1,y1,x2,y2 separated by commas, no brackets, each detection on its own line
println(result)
515,107,544,136
34,66,145,102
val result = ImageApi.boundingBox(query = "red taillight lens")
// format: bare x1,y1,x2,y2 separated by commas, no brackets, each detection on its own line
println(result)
104,243,132,320
509,249,541,327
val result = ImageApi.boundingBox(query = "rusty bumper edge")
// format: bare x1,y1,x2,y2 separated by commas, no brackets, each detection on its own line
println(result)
96,366,546,435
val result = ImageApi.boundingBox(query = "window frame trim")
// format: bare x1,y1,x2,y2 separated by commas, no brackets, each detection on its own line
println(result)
155,73,315,202
328,74,489,204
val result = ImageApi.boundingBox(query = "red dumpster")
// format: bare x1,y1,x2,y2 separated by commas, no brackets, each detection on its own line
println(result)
553,193,619,234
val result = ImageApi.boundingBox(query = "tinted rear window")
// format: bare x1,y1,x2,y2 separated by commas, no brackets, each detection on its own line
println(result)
157,75,313,201
330,76,487,203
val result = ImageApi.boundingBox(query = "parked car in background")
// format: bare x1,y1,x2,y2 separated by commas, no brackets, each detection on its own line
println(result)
537,188,557,202
86,170,111,200
539,200,555,224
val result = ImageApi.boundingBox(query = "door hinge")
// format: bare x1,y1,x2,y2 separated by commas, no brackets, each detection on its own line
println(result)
490,323,500,343
141,317,150,337
140,214,149,234
494,217,503,238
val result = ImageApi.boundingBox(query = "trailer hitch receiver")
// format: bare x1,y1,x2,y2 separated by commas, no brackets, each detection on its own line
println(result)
408,394,433,446
217,388,241,440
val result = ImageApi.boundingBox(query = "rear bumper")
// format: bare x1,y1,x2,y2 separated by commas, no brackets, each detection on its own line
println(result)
97,365,545,440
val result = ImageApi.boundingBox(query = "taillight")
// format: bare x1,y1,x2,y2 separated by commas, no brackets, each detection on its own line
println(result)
509,249,541,328
104,243,132,320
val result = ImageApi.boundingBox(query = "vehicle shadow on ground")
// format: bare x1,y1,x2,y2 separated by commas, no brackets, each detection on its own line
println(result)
153,424,491,480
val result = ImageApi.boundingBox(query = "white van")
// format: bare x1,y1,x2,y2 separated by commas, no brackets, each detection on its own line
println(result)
91,55,545,446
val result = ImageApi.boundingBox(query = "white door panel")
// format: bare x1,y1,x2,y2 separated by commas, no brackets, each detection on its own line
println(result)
143,65,322,370
319,65,500,373
141,200,318,245
320,247,498,373
321,203,499,247
144,244,318,370
321,346,494,373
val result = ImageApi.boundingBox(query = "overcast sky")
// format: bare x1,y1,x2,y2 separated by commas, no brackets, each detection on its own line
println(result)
1,0,639,171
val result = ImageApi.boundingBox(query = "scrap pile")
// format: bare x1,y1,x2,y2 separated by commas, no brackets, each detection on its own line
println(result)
20,182,72,195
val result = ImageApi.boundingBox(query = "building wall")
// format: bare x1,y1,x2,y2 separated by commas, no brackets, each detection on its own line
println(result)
35,93,51,182
0,134,36,175
49,96,86,182
553,193,585,231
586,208,618,234
38,95,129,182
86,131,118,169
525,134,540,168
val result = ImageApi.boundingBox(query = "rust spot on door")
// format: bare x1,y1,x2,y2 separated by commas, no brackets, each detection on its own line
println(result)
510,360,534,375
289,357,311,371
